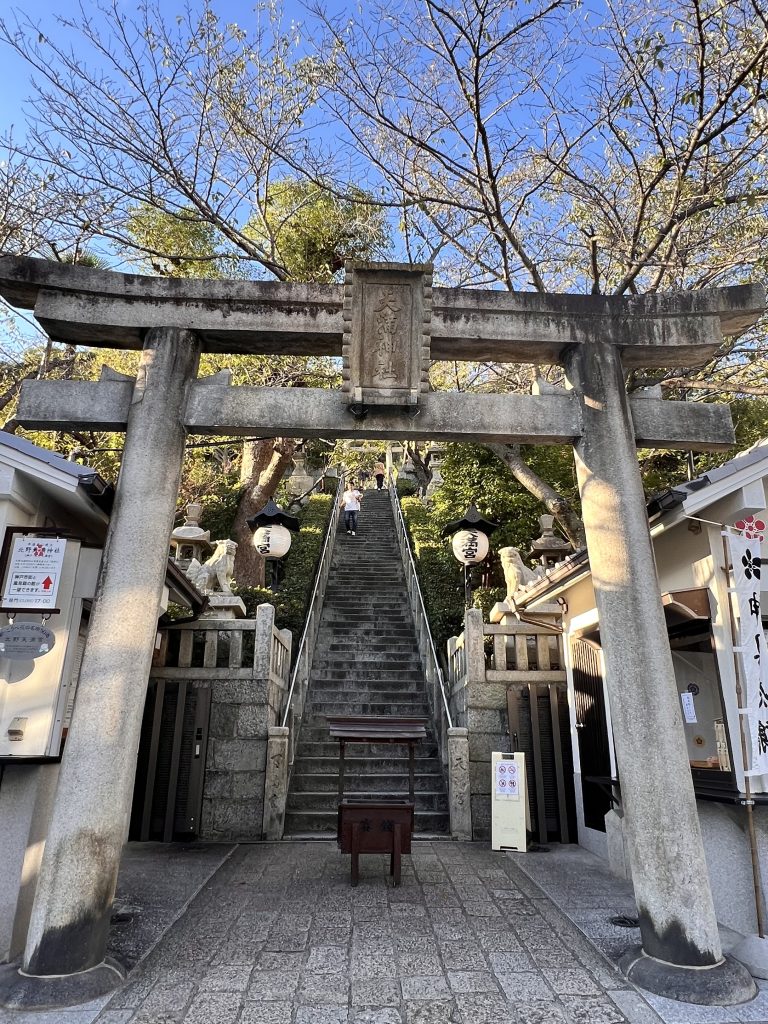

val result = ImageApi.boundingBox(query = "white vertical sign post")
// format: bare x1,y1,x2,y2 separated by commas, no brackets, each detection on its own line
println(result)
726,529,768,776
491,751,528,852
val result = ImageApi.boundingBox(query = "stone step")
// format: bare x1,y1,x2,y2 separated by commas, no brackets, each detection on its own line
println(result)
311,654,420,667
321,640,418,651
310,683,426,697
310,669,424,681
294,754,443,773
283,808,450,834
290,771,444,793
296,739,438,758
287,790,448,812
319,618,412,627
305,702,431,717
317,615,412,624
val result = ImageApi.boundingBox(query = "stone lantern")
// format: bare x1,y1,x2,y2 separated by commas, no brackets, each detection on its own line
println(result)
425,445,445,498
528,514,572,569
170,503,212,570
286,452,316,498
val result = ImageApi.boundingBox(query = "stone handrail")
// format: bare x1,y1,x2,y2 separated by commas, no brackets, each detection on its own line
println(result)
388,478,472,840
154,603,291,686
279,475,343,741
262,477,343,840
447,607,566,841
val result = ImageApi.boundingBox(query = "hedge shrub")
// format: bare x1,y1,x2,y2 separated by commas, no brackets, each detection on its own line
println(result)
400,496,465,658
400,495,507,660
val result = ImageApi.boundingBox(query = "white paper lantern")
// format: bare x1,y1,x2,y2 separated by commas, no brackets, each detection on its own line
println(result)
252,524,292,558
451,528,489,565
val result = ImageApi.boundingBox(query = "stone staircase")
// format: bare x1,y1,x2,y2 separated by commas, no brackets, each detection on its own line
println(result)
284,488,450,836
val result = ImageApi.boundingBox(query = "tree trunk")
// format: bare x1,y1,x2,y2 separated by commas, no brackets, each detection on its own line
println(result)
232,437,298,586
404,442,432,493
487,443,586,549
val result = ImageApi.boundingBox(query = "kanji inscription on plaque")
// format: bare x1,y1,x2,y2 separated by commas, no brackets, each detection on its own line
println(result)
342,262,431,407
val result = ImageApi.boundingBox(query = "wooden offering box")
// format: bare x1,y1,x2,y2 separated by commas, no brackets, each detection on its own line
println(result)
327,716,428,887
337,800,414,886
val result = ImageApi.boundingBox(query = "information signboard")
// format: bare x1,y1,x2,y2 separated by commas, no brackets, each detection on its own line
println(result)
1,535,66,611
0,622,56,660
491,751,528,852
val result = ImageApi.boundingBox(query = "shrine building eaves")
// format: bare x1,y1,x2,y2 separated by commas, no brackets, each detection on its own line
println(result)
0,256,763,368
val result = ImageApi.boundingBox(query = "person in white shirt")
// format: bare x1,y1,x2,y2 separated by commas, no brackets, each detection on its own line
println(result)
341,481,362,535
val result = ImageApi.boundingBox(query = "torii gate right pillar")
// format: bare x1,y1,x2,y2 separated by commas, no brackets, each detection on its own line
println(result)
565,340,754,1004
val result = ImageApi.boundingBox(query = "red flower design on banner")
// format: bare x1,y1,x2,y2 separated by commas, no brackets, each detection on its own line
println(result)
734,515,766,542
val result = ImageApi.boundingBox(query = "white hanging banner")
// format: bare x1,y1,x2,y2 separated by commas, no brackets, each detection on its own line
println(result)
726,530,768,775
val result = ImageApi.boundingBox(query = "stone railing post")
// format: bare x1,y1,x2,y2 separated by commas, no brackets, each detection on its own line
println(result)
447,727,471,840
253,603,276,679
262,726,290,840
464,607,486,685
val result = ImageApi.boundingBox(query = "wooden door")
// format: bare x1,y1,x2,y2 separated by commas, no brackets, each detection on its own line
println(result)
130,680,211,841
570,638,612,832
506,683,576,844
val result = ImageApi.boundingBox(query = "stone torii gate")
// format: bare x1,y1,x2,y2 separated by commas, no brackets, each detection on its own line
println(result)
0,256,763,1007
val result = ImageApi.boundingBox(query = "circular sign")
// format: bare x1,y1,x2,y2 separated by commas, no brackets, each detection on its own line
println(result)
451,528,489,565
0,622,56,660
252,524,292,558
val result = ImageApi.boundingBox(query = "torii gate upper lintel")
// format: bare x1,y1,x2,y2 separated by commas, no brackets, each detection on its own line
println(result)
0,256,763,1009
2,254,760,451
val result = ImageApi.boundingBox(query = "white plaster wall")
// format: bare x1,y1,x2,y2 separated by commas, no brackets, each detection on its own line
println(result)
0,463,105,963
0,763,60,962
694,803,768,939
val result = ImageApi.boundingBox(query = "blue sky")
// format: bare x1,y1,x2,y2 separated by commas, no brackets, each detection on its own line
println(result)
0,0,328,132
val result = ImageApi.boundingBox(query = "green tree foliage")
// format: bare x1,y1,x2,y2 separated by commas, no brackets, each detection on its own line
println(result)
124,206,231,279
248,179,390,283
399,496,464,657
399,442,580,651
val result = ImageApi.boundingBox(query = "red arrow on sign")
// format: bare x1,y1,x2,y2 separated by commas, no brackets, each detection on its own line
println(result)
41,577,53,590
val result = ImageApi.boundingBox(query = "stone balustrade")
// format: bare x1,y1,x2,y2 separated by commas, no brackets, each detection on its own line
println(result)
447,608,567,840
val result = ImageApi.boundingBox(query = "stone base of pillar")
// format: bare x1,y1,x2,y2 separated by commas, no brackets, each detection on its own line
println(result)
619,947,756,1006
0,957,125,1010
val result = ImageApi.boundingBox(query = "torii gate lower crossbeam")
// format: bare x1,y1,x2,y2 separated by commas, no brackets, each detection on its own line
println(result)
0,258,762,1009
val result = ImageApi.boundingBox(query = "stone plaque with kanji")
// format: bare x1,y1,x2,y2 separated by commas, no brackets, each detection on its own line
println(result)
342,262,431,406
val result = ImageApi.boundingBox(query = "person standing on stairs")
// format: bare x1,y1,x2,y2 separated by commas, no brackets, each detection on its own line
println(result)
373,460,386,490
341,480,362,536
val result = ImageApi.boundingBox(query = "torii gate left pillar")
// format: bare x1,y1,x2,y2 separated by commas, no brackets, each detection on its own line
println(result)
0,324,201,1007
0,257,762,1008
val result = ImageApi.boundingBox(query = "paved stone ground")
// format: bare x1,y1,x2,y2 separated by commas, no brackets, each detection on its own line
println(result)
0,843,233,1024
3,841,765,1024
514,845,768,1024
94,841,656,1024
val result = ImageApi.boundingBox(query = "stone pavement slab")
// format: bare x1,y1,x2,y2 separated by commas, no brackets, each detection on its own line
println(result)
5,840,764,1024
510,844,766,1024
88,840,652,1024
0,842,232,1024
